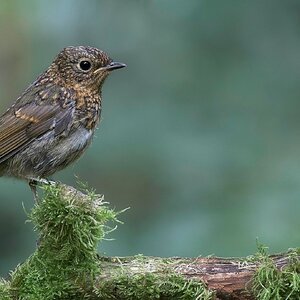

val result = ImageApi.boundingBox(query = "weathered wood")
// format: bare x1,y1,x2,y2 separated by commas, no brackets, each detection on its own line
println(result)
97,254,292,299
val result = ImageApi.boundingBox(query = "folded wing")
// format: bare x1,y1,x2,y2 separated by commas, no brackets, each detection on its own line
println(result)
0,99,74,164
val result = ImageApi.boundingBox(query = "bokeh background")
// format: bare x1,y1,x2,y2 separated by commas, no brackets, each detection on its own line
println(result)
1,0,300,276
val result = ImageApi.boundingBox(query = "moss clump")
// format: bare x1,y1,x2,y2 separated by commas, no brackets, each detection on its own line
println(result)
95,272,213,300
252,245,300,299
94,255,214,299
0,279,11,300
1,183,213,299
10,183,118,300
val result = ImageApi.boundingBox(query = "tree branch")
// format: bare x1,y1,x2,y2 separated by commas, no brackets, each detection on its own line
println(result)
0,183,299,300
96,253,297,300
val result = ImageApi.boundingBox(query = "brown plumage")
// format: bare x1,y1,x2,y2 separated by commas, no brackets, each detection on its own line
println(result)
0,46,126,199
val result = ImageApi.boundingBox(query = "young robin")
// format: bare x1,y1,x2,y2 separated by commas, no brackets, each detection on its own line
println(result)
0,46,126,200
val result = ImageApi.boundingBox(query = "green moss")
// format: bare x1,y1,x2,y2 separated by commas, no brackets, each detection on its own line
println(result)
10,183,118,300
0,279,11,300
0,183,213,299
2,183,299,299
95,272,213,300
252,245,300,299
95,255,213,299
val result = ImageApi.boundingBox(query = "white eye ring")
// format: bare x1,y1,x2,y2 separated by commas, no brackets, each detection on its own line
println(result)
78,58,92,72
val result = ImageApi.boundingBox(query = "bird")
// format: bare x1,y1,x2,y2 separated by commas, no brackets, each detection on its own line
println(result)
0,46,126,200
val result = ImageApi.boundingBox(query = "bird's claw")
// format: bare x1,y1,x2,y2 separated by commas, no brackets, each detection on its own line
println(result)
28,178,57,203
29,177,56,186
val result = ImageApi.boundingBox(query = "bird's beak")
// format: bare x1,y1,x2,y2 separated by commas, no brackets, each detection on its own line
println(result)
94,61,126,74
105,61,127,71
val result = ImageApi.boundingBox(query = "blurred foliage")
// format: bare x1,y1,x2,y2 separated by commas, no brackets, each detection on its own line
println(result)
1,0,300,277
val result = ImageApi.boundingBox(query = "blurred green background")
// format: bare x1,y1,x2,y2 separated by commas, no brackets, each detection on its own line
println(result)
1,0,300,276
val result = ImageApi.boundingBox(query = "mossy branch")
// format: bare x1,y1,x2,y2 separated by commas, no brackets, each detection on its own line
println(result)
0,183,299,299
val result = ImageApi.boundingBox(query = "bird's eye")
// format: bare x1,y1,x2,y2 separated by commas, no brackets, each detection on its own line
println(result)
79,60,92,71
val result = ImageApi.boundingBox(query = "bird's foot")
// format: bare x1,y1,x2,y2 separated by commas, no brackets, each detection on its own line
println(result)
29,177,56,186
28,178,57,203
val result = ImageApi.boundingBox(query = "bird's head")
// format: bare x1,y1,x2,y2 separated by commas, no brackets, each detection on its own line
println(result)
52,46,126,92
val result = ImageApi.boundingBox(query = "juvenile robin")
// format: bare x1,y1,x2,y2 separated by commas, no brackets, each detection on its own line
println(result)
0,46,126,199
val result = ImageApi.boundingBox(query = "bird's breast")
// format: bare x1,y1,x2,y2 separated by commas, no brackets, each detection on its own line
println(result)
73,92,101,130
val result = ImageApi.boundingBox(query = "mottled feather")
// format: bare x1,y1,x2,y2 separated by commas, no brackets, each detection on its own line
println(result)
0,84,75,163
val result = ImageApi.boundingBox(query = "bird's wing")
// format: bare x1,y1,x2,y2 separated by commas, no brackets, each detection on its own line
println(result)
0,90,75,163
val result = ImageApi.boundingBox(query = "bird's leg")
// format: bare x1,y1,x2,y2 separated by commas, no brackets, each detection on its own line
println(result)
29,179,39,203
28,177,57,203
